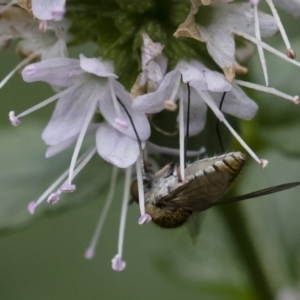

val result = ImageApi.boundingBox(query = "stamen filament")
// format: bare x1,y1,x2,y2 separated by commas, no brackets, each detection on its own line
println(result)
222,118,267,167
56,147,97,194
235,80,299,103
28,149,90,213
265,0,293,56
0,52,41,89
196,89,225,122
14,87,75,120
67,97,99,185
254,5,269,86
234,30,300,68
112,166,132,271
85,166,119,259
198,90,267,167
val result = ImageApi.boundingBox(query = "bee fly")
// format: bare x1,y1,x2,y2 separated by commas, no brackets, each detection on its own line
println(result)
131,152,299,229
116,90,300,229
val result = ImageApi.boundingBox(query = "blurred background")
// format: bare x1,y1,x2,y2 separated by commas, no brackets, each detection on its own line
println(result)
0,3,300,300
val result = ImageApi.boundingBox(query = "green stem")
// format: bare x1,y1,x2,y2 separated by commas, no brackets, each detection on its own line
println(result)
218,204,274,300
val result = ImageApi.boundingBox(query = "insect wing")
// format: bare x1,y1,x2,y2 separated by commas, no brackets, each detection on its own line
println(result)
216,182,300,205
157,152,246,212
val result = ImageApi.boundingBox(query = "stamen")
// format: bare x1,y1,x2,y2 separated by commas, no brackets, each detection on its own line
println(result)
9,111,20,126
47,193,60,204
198,90,267,167
223,118,268,168
0,52,40,90
39,21,48,32
260,159,268,168
111,166,132,272
109,78,122,117
179,88,185,181
235,80,299,104
27,150,89,213
265,0,295,58
10,87,75,124
234,30,300,68
28,201,37,215
60,184,76,193
196,89,225,122
31,169,68,210
138,214,151,224
84,166,119,259
64,147,97,193
254,5,269,86
67,97,99,185
47,148,96,204
111,254,126,272
164,100,177,111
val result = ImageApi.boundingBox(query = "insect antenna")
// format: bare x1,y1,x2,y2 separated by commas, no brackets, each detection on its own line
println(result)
216,92,226,153
184,82,191,167
115,97,148,181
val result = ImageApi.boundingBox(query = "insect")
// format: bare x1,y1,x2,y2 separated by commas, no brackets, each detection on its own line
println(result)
133,152,299,228
116,92,299,229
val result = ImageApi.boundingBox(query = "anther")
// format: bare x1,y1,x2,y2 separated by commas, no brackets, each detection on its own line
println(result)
60,184,76,193
9,111,21,126
138,214,152,224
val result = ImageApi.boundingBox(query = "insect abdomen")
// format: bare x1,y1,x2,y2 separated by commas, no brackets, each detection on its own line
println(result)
146,203,192,228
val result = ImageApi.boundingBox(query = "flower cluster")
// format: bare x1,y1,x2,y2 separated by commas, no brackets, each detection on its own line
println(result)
1,0,300,273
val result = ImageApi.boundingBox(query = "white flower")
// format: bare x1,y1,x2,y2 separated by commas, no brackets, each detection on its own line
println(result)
174,2,278,81
18,54,150,169
0,6,71,89
133,60,257,135
0,6,70,59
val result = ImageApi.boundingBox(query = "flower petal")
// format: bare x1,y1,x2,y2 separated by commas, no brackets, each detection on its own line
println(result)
177,61,204,83
45,123,99,157
22,58,80,87
209,83,258,120
177,85,208,136
79,54,117,78
42,84,98,145
96,124,140,168
32,0,66,21
132,70,180,113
